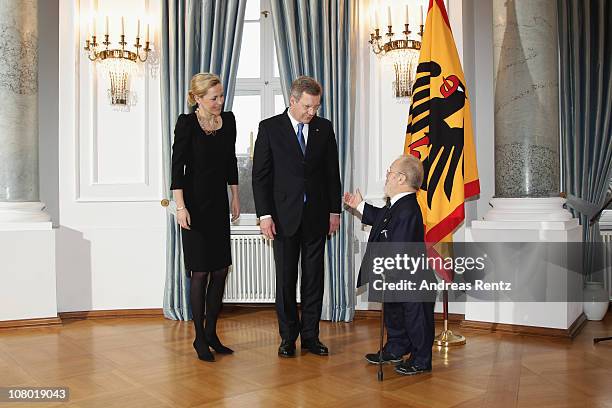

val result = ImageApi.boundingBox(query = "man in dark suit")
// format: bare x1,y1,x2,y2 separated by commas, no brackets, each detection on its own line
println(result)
252,76,342,358
344,155,435,376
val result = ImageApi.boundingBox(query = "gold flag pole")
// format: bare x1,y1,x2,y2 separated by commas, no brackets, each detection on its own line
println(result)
435,290,465,347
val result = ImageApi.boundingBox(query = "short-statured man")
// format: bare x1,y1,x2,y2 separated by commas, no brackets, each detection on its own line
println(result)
344,155,435,375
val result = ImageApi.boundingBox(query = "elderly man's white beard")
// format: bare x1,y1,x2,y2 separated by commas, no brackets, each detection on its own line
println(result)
383,182,391,199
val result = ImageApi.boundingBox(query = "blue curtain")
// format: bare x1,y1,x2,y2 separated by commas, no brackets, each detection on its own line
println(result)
161,0,247,320
558,0,612,281
270,0,358,322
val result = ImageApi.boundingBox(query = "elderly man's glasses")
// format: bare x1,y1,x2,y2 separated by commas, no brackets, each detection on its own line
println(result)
386,168,406,177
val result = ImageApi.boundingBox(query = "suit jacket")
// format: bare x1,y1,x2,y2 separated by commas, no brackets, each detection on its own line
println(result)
357,194,425,288
252,109,341,237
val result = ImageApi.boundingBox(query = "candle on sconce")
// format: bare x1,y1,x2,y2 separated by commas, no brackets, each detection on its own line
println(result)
105,16,109,36
137,19,140,38
374,10,380,29
121,17,125,36
146,23,150,42
405,4,409,24
420,5,424,26
387,6,392,27
92,16,96,37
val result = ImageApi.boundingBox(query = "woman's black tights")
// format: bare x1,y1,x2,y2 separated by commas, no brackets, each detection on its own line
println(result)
190,267,229,344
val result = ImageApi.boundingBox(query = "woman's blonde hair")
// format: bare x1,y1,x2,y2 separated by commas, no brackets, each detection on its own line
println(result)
187,73,222,106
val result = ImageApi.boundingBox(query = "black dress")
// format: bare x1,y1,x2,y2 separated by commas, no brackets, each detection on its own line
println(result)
170,111,238,273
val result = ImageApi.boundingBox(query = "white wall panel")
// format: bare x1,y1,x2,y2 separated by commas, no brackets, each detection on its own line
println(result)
0,230,56,321
55,226,165,312
57,0,166,313
76,0,161,202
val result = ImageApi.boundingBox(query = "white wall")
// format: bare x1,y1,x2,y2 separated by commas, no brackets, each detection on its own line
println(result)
55,0,166,312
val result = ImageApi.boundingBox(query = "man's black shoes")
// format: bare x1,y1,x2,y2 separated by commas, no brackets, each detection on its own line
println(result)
301,338,329,356
278,339,296,358
279,338,329,356
364,351,403,365
394,360,432,376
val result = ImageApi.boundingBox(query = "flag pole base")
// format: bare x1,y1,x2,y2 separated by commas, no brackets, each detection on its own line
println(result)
435,319,466,347
435,329,466,347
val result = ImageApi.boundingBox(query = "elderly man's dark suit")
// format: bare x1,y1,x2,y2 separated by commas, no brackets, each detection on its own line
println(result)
357,193,435,368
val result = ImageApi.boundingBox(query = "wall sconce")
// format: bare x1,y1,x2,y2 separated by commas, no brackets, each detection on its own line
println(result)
369,5,424,98
84,17,152,106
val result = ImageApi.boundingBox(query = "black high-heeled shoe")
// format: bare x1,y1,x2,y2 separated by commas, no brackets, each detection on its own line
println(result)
205,333,234,354
192,339,215,361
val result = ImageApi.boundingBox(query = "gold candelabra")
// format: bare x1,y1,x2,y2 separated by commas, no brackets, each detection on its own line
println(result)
368,23,423,56
83,17,152,106
368,5,425,98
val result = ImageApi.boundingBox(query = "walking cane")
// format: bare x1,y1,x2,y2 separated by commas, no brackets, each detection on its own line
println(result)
377,200,391,382
378,270,385,381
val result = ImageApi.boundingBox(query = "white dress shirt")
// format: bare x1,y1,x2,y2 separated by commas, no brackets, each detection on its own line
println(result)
355,191,415,215
287,109,309,144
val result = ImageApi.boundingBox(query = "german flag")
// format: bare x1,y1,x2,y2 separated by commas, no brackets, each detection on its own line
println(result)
404,0,480,282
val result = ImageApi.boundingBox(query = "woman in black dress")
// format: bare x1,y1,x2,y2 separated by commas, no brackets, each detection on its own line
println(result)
170,73,239,362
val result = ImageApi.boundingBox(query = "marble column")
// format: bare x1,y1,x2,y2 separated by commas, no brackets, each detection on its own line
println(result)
467,0,583,330
0,0,49,224
493,0,560,198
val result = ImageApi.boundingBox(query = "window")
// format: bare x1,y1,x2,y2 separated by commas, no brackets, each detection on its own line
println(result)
233,0,284,217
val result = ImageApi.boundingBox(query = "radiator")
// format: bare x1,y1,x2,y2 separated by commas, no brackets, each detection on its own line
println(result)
602,232,612,301
224,234,301,303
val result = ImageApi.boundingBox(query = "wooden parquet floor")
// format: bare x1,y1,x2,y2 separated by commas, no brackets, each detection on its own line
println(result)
1,308,611,408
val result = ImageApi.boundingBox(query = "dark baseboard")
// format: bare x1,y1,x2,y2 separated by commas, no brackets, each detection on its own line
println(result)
59,308,164,320
0,316,63,330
